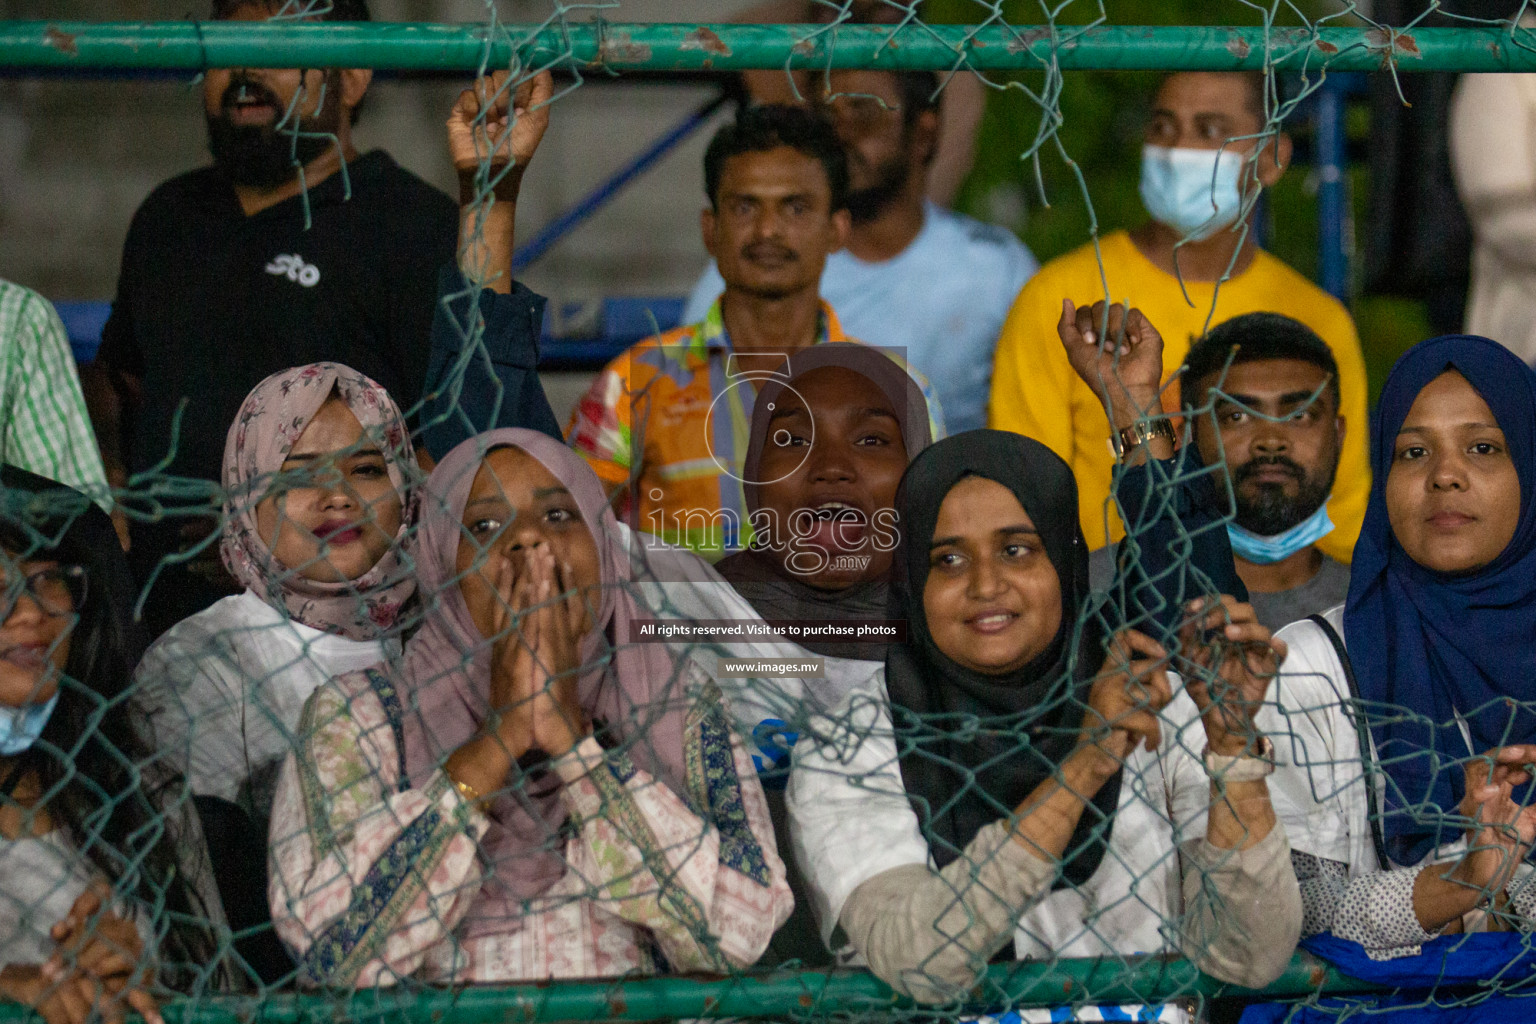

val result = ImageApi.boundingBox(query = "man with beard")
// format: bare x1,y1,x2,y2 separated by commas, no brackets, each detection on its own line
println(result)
87,0,456,635
1085,312,1350,632
570,104,943,556
683,70,1035,433
989,72,1368,566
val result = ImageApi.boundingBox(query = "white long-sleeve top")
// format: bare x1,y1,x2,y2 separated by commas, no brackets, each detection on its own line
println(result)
787,669,1301,1014
135,590,398,817
1271,606,1536,960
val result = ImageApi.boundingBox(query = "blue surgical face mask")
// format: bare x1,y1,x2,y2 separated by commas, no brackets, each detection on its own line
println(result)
1139,144,1247,241
0,693,59,757
1227,504,1335,565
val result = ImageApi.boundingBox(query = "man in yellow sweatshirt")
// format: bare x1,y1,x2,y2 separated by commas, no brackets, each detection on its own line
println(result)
988,71,1368,564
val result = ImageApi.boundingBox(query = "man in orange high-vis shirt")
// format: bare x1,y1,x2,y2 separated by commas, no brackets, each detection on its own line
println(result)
989,71,1368,564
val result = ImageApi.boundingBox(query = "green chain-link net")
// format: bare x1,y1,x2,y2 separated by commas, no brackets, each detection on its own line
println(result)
2,2,1535,1022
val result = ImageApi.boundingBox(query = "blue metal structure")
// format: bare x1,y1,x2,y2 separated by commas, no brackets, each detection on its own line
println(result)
1307,73,1362,302
512,92,729,273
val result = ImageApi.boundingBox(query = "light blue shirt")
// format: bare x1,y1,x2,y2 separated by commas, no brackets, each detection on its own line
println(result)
684,203,1037,433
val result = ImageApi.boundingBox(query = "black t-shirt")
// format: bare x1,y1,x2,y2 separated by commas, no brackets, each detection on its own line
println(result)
98,150,456,637
99,150,457,482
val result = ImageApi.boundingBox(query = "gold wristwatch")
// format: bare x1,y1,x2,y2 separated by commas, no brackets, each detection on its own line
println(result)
1111,418,1177,458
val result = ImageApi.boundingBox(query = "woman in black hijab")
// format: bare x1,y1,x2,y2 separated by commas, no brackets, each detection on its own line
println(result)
717,343,936,660
787,431,1301,1007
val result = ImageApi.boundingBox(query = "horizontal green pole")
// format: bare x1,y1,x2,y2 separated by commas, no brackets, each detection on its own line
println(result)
5,21,1536,74
0,954,1388,1023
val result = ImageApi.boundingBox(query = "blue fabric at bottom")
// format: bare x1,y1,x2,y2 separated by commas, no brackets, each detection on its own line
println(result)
1239,932,1536,1024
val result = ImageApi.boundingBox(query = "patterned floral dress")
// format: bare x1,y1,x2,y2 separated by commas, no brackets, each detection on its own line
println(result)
267,664,792,986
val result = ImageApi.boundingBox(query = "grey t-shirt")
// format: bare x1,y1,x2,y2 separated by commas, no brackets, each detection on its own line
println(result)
1087,546,1351,634
1247,554,1352,633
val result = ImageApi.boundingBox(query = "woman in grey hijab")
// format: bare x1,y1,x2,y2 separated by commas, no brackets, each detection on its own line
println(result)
717,342,936,661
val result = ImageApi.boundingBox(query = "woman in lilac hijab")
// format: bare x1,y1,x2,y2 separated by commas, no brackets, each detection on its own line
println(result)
268,428,792,986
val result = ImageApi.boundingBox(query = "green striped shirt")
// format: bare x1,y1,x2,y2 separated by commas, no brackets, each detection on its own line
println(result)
0,280,109,511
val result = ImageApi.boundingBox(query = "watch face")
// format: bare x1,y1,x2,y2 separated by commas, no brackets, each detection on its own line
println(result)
1114,420,1175,458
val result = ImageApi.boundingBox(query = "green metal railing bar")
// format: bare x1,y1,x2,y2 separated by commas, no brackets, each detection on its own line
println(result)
0,954,1389,1023
4,21,1536,74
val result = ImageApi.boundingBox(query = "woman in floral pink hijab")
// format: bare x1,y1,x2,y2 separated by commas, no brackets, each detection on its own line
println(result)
220,362,418,638
136,362,419,825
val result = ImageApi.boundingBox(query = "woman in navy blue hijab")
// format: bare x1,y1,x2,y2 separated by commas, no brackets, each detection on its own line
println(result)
1347,334,1536,867
1271,334,1536,969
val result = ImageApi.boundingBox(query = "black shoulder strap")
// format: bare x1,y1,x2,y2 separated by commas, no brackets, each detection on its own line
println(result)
1306,614,1391,869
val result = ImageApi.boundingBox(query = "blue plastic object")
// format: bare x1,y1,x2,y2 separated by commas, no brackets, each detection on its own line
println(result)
53,300,110,367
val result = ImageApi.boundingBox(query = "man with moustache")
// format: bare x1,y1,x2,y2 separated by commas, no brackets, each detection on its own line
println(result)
88,0,456,634
1086,312,1350,632
684,69,1034,432
569,104,942,556
990,72,1368,567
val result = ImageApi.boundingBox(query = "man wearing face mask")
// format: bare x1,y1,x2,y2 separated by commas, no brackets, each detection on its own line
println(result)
87,0,457,636
1087,312,1351,632
989,72,1369,565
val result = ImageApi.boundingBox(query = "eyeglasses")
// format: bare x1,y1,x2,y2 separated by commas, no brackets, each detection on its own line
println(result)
1,565,88,620
822,93,902,131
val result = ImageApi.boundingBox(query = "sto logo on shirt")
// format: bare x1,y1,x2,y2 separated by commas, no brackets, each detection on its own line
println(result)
265,253,321,288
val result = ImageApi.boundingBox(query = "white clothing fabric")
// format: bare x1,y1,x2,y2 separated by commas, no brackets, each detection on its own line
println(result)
684,203,1037,433
1266,606,1376,872
710,649,885,776
1267,605,1536,959
135,589,398,814
787,666,1248,961
1452,66,1536,364
0,831,112,968
624,513,889,768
